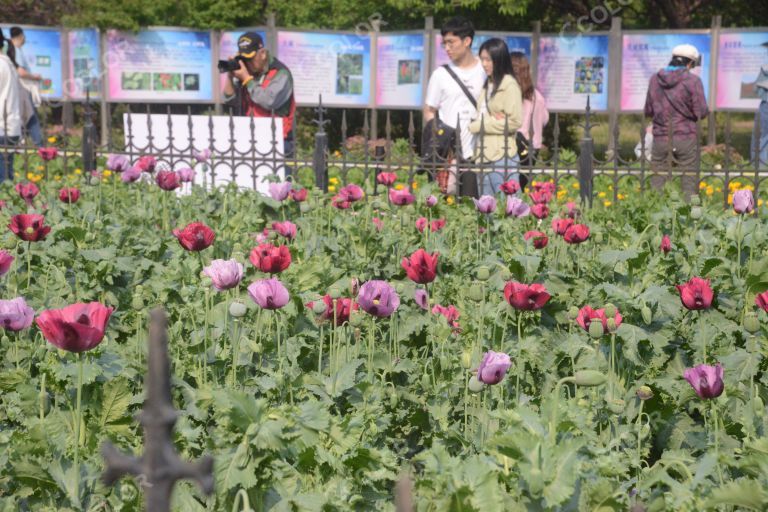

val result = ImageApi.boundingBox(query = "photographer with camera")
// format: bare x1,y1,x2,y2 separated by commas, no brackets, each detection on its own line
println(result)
222,32,296,161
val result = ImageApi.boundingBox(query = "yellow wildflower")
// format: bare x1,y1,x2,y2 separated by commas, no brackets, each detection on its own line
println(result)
700,182,708,190
37,165,44,171
598,191,606,198
759,199,764,207
26,172,34,180
394,183,404,191
727,194,733,204
30,175,42,183
54,176,61,181
74,168,82,175
329,177,339,185
572,182,580,190
446,196,455,205
715,187,721,192
412,181,419,190
608,184,614,190
705,186,714,196
617,193,626,200
328,185,336,193
103,170,112,177
557,190,567,199
47,136,57,144
603,200,612,207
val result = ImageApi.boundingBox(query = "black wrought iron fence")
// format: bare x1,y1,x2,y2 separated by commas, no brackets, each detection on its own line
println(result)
1,95,766,208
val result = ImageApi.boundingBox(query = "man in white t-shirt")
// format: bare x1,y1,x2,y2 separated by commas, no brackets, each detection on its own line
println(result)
0,31,21,182
424,17,486,161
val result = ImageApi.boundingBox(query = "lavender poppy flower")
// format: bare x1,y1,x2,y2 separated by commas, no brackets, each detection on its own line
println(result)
506,196,530,217
193,148,212,163
357,280,400,317
683,363,724,399
473,195,497,214
477,350,512,385
269,182,293,202
0,297,35,331
203,259,244,292
414,289,429,310
248,278,290,310
106,154,131,173
177,167,195,183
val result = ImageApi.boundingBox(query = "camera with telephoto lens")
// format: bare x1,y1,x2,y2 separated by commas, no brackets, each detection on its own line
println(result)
218,55,246,73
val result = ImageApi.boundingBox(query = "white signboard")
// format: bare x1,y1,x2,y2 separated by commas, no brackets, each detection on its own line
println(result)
123,114,284,194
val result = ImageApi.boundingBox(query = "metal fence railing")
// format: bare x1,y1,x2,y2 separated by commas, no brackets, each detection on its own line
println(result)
1,95,766,208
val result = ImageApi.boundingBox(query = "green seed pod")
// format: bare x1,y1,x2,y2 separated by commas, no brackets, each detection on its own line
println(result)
604,303,617,318
641,305,653,325
468,284,483,302
476,266,490,281
349,311,364,327
299,202,311,214
229,301,247,318
354,328,361,342
93,218,104,230
131,294,144,311
394,283,405,295
744,312,760,334
606,318,618,333
640,423,651,439
267,230,278,240
311,301,327,315
754,396,764,417
389,389,398,408
690,206,703,220
636,385,654,401
589,320,604,339
201,276,213,289
607,398,625,414
468,375,485,393
500,268,513,281
567,306,580,321
461,350,472,369
328,286,343,299
573,370,607,387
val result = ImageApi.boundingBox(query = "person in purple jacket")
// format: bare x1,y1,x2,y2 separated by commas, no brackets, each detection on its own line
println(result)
644,44,709,198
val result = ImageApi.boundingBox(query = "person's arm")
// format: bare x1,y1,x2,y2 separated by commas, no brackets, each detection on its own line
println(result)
479,79,523,135
423,69,442,123
244,69,293,111
16,67,41,81
691,76,709,120
222,71,237,101
644,80,654,118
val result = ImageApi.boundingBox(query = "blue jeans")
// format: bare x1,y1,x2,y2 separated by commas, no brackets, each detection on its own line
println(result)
480,154,520,195
0,136,19,182
753,101,768,169
26,109,43,148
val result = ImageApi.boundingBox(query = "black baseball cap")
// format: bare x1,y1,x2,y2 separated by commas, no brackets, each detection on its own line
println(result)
237,32,265,58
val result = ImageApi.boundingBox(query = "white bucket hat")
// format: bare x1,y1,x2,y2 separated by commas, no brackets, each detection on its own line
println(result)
672,44,701,66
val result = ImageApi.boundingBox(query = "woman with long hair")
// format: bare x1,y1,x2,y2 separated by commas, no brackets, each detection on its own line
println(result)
0,29,22,182
469,38,523,195
510,51,549,152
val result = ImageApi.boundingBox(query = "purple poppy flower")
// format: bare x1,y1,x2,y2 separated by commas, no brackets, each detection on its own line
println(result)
506,196,531,217
269,182,293,202
414,289,429,310
473,195,497,214
248,278,290,310
683,363,724,399
193,148,212,163
0,297,35,332
477,350,512,385
357,280,400,317
733,189,754,214
425,195,438,207
203,259,243,292
121,166,142,183
177,167,195,183
106,154,131,173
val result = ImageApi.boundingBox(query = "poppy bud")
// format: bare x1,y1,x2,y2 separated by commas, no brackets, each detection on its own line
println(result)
354,327,361,342
567,306,580,321
328,286,343,299
594,232,604,243
229,301,247,318
468,284,483,302
636,385,654,401
389,389,398,408
93,218,103,230
589,320,604,339
468,375,485,393
267,230,278,241
231,251,244,262
500,268,512,281
201,277,213,289
689,195,701,206
527,468,544,495
641,305,652,325
607,398,625,414
755,396,765,417
744,312,760,334
476,266,490,281
690,206,702,220
604,303,617,317
394,282,406,295
461,350,472,369
311,301,326,315
350,310,364,327
131,293,144,311
1,335,9,345
573,370,607,386
606,318,618,333
639,423,651,440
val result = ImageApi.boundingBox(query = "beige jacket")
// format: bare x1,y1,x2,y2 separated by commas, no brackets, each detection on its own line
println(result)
468,74,523,163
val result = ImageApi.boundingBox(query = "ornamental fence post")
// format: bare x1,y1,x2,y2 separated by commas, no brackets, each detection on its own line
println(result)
313,95,329,191
578,97,595,207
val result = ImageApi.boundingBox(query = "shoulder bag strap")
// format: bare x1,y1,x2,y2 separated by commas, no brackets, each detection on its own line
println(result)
443,64,477,109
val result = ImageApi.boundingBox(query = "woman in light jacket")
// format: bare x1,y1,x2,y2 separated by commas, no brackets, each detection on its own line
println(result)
469,38,523,195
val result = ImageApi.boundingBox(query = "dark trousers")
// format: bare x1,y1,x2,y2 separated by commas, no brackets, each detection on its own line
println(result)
0,136,19,182
650,136,700,200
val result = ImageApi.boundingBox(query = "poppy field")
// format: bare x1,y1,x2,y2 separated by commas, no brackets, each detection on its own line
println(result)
0,153,767,511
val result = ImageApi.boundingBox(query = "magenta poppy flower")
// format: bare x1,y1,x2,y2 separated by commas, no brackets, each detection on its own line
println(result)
0,250,14,276
676,277,714,310
683,363,724,399
660,234,671,254
376,172,397,186
415,217,428,233
339,184,364,202
177,168,195,183
503,282,550,311
36,302,114,353
272,221,297,240
389,188,415,206
425,195,438,207
414,289,429,310
193,148,212,163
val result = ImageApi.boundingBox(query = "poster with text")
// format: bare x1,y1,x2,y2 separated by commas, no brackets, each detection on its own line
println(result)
277,31,371,106
537,35,609,111
67,29,101,99
716,31,768,110
218,29,267,100
0,26,62,98
621,33,711,111
106,29,213,101
433,33,531,69
376,33,425,108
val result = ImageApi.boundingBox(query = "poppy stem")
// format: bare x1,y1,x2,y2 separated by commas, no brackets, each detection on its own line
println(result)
735,214,742,279
635,400,645,493
318,323,324,376
25,241,31,290
73,353,84,507
516,311,523,404
711,402,724,484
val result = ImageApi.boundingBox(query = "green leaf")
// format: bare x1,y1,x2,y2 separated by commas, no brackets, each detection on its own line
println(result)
99,378,133,430
703,478,768,510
